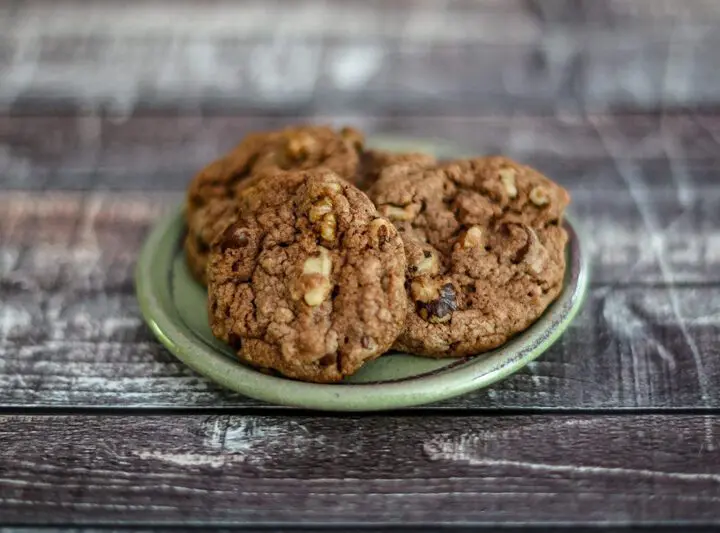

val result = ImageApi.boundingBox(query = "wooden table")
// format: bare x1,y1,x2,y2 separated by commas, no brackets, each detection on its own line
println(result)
1,1,719,529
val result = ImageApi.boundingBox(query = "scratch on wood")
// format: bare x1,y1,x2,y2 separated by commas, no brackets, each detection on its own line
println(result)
592,119,711,429
134,417,317,467
602,291,677,370
423,433,720,483
425,450,720,484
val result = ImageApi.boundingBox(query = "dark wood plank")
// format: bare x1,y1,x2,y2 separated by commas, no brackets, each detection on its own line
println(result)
0,414,718,525
17,526,710,532
4,528,714,533
0,193,179,293
2,1,720,113
528,0,720,26
4,0,719,34
3,113,720,190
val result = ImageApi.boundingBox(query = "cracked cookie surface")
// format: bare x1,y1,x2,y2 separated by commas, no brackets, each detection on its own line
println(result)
207,170,407,383
367,156,571,358
185,125,364,284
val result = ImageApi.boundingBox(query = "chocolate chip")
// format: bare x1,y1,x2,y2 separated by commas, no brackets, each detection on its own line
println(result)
228,333,242,351
319,354,336,367
220,223,250,252
416,283,457,324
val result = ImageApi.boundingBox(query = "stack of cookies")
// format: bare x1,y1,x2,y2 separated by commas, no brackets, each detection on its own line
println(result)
185,125,570,383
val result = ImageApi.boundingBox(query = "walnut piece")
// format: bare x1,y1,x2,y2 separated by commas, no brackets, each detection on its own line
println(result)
380,204,417,222
529,186,550,206
412,250,438,276
309,197,333,222
309,196,338,242
287,133,316,159
410,278,438,303
324,181,343,193
303,281,330,307
320,213,337,241
459,225,484,249
302,247,333,306
368,218,393,248
498,168,518,198
303,246,332,276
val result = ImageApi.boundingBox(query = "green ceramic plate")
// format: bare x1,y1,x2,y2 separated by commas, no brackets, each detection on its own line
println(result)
135,137,589,411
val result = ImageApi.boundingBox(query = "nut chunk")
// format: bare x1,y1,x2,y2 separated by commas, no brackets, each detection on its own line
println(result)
302,247,333,306
207,170,407,383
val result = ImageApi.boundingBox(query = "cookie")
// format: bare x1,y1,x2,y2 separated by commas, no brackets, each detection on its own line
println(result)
367,156,570,358
185,125,365,283
207,170,407,383
358,149,437,190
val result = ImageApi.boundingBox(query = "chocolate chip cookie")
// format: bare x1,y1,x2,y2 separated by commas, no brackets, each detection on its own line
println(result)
367,156,570,358
185,125,365,283
207,170,407,383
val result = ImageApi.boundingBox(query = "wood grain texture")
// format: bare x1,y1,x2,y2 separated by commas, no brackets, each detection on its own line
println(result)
1,191,719,409
2,1,720,113
0,414,718,525
3,113,720,189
